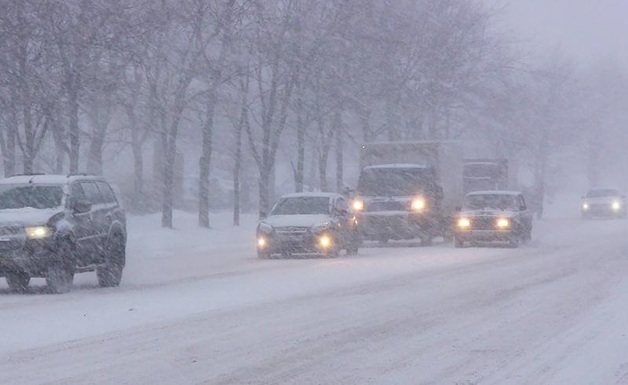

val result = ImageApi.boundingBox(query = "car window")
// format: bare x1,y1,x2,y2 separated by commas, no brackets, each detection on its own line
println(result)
96,181,117,204
80,182,104,204
70,182,86,202
518,195,527,210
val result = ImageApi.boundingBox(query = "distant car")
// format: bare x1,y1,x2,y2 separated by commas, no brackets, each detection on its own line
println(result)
581,188,626,219
256,192,359,258
453,190,533,248
0,174,126,293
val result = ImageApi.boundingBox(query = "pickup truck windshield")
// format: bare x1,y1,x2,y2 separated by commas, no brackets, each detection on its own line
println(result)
358,167,434,196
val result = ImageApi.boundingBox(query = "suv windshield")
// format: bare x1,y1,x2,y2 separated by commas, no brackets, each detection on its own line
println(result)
465,194,517,210
271,197,330,215
358,167,435,196
0,184,64,210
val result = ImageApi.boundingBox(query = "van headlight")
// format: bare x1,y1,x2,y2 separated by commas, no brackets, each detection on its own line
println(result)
25,226,53,239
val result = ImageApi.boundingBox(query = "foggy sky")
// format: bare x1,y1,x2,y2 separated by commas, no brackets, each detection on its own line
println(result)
498,0,628,68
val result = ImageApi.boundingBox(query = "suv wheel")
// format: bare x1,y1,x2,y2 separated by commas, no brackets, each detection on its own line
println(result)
97,234,125,287
46,263,74,294
6,271,30,292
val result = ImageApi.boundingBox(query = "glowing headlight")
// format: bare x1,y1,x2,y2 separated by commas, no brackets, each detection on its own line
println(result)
496,218,510,229
25,226,52,239
352,199,364,211
612,201,621,211
318,234,332,248
258,222,273,234
257,237,267,248
411,197,426,211
457,217,471,229
582,203,589,210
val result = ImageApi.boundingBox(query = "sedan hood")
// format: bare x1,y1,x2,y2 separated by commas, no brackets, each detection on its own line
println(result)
0,207,61,227
263,214,331,229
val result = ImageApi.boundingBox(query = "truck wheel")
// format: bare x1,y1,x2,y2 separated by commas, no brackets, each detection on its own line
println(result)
97,234,125,287
6,272,30,292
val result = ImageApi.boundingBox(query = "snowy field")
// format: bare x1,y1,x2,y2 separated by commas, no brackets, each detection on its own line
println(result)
2,196,628,384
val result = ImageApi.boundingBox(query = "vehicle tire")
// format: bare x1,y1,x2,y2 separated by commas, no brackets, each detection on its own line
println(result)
97,234,126,287
46,263,74,294
346,231,360,255
6,271,30,292
454,237,464,248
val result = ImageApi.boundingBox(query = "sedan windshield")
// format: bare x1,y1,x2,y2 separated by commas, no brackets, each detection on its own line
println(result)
0,184,64,210
271,197,330,215
465,194,517,210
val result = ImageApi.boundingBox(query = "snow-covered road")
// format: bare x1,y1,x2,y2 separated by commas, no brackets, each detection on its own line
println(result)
2,207,628,384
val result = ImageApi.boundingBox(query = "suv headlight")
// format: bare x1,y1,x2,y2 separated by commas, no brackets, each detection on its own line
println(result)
457,217,471,229
257,222,273,234
25,225,53,239
311,222,330,233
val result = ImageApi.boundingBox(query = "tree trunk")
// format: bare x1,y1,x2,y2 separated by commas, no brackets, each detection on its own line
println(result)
68,75,81,173
334,108,343,192
198,95,216,228
233,94,246,226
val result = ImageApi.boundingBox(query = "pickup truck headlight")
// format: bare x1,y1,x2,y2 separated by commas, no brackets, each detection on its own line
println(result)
496,218,510,229
25,226,53,239
257,222,273,234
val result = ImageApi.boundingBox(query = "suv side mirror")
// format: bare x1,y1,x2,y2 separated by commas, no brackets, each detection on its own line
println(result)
73,200,92,214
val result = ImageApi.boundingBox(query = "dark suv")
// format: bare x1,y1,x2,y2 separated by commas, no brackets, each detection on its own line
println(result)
0,174,126,293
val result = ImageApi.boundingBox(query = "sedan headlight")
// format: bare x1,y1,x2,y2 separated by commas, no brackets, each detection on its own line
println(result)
410,197,426,211
257,222,273,234
496,218,510,229
25,225,53,239
457,217,471,229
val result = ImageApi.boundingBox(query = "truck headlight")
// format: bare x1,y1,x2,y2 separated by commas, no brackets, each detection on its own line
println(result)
496,218,510,229
457,217,471,229
25,226,52,239
352,199,364,211
612,201,621,211
411,197,426,211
